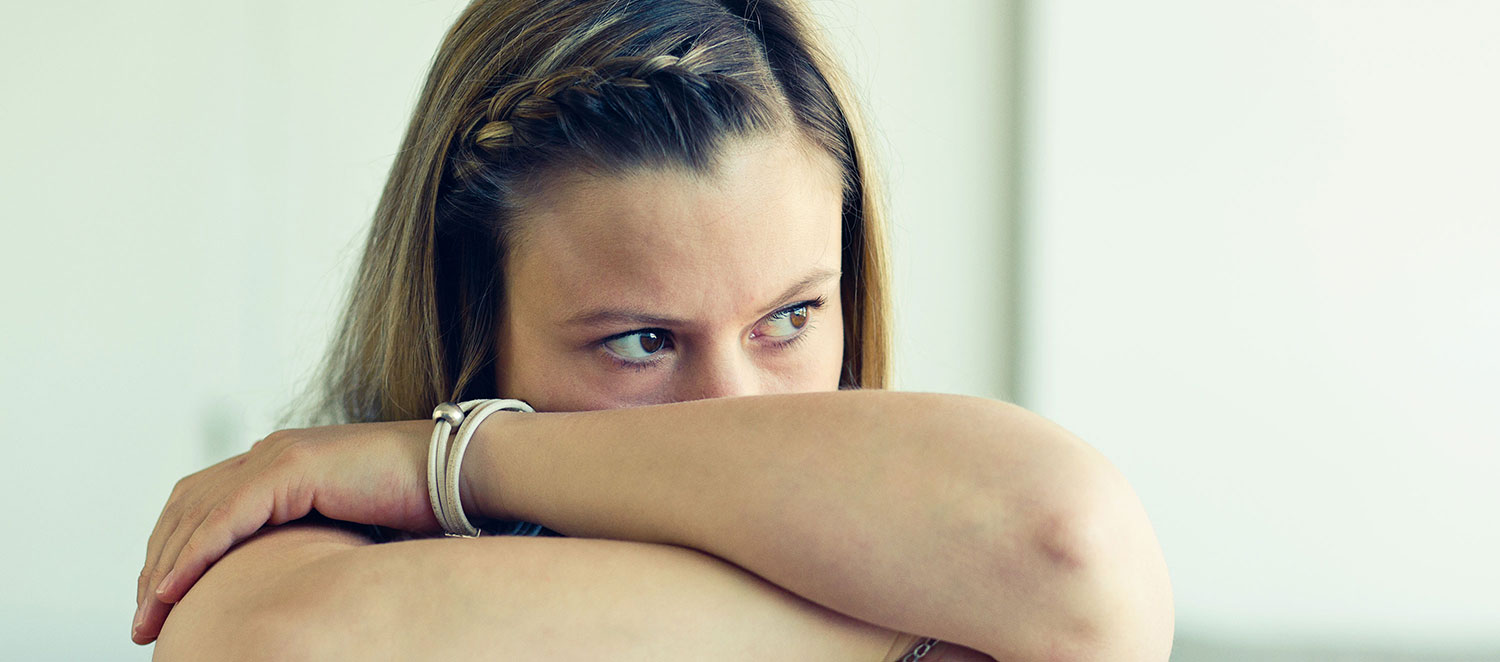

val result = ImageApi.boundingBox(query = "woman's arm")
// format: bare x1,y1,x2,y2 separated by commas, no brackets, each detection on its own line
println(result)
153,522,974,661
464,390,1174,661
138,390,1169,660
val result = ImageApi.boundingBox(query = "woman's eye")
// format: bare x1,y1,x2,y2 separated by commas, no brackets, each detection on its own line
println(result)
755,304,810,339
603,330,670,360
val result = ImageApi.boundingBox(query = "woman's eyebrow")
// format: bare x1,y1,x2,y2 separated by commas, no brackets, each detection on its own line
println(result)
562,267,841,329
564,309,687,329
765,267,841,310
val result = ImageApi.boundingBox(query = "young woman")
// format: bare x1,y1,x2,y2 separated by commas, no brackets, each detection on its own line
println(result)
132,0,1173,659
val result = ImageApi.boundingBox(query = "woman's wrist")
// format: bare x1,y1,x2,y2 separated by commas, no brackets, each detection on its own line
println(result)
458,409,548,525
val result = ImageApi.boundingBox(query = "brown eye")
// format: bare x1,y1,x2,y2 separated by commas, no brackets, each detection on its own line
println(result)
603,330,670,361
788,307,807,329
638,331,664,353
755,304,810,339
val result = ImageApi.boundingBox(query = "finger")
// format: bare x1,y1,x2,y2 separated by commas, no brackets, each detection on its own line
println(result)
131,595,173,645
144,457,262,606
155,447,323,603
146,503,207,607
136,564,150,609
138,479,193,608
155,484,282,605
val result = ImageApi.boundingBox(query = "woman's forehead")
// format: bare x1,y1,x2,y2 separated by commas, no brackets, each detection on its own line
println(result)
505,136,844,328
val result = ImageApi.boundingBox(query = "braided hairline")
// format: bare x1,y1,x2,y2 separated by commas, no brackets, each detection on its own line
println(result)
470,52,741,150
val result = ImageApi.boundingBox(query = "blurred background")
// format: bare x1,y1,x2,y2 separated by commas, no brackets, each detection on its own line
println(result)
1,1,1495,659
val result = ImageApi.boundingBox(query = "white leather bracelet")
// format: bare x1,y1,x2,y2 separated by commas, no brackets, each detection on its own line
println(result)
429,398,535,537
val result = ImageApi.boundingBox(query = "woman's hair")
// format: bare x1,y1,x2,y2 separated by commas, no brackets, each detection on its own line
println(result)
296,0,892,425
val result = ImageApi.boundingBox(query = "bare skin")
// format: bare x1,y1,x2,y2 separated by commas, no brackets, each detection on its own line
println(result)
135,135,1173,661
494,134,847,409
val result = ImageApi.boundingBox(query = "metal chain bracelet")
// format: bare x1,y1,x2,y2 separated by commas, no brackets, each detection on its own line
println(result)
901,637,940,661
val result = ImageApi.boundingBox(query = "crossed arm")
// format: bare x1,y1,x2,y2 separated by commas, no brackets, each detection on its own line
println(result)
155,525,925,661
148,391,1173,660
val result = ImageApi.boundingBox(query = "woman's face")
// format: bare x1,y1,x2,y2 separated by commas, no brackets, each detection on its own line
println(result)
495,135,847,412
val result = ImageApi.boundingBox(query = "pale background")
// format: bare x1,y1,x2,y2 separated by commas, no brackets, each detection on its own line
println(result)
0,1,1494,660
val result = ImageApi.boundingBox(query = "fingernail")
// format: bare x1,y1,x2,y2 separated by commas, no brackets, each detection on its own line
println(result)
132,601,145,635
154,570,174,598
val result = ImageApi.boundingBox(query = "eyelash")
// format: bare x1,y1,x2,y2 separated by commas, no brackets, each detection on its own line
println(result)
600,297,826,372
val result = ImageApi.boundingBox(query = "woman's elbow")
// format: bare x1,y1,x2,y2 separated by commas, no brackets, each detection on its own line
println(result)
153,597,321,662
1020,447,1175,661
959,401,1172,661
153,561,363,661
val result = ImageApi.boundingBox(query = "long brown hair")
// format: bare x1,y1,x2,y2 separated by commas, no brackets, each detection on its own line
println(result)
297,0,891,425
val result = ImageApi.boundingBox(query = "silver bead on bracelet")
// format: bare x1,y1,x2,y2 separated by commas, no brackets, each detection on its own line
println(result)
428,398,535,537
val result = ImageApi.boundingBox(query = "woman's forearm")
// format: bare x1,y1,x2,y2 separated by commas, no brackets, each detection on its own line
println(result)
156,525,912,661
464,390,1173,660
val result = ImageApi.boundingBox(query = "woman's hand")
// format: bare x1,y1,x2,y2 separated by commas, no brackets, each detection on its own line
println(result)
132,419,439,644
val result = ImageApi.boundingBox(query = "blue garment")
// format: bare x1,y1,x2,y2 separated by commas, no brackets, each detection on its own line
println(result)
361,519,563,542
485,519,565,537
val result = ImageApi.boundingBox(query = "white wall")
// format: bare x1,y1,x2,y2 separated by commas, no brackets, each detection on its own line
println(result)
815,0,1017,400
1023,0,1500,652
1,2,471,659
0,1,1012,659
